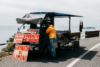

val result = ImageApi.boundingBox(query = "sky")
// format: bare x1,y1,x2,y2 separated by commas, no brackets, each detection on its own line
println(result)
0,0,100,29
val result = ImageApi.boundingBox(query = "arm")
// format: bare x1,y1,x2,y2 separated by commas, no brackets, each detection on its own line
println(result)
46,27,52,34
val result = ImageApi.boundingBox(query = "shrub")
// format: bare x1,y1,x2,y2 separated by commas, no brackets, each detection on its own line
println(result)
0,53,3,58
2,48,6,51
2,33,15,51
2,43,14,51
6,34,15,43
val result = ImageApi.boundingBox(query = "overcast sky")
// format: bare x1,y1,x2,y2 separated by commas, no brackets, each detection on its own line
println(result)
0,0,100,28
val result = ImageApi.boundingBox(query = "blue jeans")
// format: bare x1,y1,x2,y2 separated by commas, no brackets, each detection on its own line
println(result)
48,38,56,57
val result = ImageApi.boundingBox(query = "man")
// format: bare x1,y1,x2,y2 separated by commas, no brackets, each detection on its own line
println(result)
46,21,56,57
79,21,83,32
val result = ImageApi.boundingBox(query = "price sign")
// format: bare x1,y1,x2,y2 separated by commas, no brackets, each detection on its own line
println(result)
23,34,40,42
13,33,24,43
26,29,37,33
13,44,30,61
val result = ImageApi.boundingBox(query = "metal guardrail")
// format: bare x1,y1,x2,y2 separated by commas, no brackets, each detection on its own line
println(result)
85,30,100,38
0,43,6,46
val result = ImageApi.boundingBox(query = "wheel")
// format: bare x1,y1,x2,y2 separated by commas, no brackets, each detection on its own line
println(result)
73,40,80,48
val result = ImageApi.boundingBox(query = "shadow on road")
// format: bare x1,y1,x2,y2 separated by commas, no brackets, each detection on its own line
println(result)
27,46,98,63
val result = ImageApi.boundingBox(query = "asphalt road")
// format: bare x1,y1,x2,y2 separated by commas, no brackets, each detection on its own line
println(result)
0,37,100,67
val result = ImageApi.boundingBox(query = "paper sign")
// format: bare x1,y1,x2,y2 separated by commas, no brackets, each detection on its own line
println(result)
13,33,24,43
13,44,30,61
23,34,40,42
26,29,37,33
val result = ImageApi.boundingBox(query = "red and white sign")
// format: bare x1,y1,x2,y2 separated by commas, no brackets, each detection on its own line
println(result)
13,33,24,43
13,44,30,61
23,34,40,42
26,29,37,33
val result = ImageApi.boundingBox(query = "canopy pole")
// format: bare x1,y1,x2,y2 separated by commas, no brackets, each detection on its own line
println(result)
69,16,71,31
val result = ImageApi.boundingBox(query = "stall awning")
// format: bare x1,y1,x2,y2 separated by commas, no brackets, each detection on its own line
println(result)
16,14,46,24
16,12,83,24
30,12,83,17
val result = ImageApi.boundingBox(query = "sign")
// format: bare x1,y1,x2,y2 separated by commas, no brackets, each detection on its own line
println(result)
23,34,39,42
26,29,37,33
13,33,24,43
13,44,30,61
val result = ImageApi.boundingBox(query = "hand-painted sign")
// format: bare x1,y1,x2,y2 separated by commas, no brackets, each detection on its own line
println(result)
23,34,39,42
13,44,30,61
26,29,37,33
13,33,24,43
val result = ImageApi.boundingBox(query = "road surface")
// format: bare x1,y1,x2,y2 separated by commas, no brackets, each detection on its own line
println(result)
0,37,100,67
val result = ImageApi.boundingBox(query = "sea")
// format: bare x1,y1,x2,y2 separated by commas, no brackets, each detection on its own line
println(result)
0,25,100,51
0,25,19,51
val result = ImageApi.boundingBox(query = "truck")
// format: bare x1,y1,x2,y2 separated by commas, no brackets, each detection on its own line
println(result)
13,12,83,56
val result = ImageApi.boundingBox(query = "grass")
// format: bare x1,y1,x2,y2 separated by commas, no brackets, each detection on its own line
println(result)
0,52,3,58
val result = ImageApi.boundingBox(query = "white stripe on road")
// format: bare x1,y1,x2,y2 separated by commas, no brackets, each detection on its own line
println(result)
67,43,100,67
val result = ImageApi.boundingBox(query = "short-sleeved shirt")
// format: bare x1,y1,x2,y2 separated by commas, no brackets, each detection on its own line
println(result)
46,25,56,39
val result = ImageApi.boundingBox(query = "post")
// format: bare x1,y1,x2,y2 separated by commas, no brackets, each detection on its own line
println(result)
51,13,54,26
69,16,71,31
52,18,54,26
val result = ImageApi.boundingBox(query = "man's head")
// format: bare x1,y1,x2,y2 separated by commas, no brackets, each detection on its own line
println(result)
46,21,51,27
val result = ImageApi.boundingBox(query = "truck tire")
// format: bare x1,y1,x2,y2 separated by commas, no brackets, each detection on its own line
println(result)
73,40,80,48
